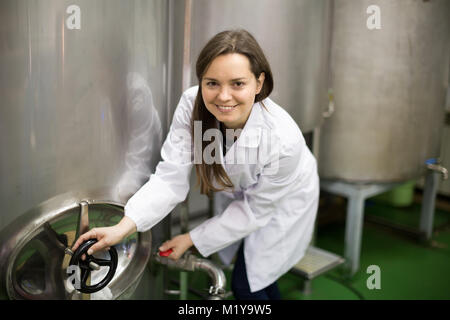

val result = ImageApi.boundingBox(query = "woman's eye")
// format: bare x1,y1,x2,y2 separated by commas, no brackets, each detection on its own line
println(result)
206,81,217,87
234,81,245,87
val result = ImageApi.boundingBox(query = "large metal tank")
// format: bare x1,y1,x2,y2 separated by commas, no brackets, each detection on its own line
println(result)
319,0,450,182
188,0,332,133
0,0,172,299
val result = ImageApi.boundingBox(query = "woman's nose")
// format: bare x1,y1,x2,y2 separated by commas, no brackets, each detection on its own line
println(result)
217,87,232,102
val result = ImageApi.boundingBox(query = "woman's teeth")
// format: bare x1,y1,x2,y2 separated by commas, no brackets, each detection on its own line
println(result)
216,105,236,110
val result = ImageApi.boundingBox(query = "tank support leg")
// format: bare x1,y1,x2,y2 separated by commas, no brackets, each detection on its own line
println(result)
344,192,365,277
419,171,439,241
320,180,399,277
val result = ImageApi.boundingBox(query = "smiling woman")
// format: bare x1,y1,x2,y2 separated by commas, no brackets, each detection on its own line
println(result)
75,29,319,301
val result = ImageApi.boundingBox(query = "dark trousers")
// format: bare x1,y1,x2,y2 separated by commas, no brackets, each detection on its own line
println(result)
231,243,281,300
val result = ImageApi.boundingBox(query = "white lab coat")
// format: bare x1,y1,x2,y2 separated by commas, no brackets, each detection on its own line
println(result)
125,85,319,292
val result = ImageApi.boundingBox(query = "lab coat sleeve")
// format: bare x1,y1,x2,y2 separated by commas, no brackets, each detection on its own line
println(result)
124,91,194,232
190,140,303,257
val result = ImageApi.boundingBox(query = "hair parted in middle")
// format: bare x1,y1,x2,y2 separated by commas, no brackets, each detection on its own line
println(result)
191,29,274,196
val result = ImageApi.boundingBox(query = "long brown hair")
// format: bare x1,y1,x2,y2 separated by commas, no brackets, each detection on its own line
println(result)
192,29,274,195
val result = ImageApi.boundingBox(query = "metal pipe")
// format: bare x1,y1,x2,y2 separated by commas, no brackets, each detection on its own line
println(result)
154,251,226,299
176,0,193,300
191,258,226,299
76,201,89,241
427,163,449,180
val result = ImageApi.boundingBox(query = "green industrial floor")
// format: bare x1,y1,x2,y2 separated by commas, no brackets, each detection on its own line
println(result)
168,191,450,300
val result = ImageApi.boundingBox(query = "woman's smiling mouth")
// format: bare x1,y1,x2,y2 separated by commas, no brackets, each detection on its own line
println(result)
215,104,238,112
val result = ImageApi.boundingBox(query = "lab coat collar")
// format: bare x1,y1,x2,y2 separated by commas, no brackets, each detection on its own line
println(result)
220,101,265,166
235,101,264,148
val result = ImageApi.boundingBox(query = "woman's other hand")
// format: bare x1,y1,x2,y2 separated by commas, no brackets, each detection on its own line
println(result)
159,233,193,260
72,216,137,255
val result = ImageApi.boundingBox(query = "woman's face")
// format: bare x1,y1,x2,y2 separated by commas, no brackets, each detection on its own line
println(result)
201,53,265,129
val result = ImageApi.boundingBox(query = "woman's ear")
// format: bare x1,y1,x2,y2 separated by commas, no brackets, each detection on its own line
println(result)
256,72,265,94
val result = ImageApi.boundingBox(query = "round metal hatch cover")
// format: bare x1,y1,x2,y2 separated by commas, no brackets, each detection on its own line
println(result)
0,193,152,300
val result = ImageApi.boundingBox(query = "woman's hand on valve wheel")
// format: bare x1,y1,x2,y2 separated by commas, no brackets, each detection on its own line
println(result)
72,216,137,255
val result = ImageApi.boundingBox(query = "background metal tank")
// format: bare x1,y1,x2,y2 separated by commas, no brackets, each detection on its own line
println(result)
319,0,450,182
188,0,332,133
0,0,172,299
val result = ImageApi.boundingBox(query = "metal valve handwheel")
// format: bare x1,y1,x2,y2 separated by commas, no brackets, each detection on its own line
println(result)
68,239,118,294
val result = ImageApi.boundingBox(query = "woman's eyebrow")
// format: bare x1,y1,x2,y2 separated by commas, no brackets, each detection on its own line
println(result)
203,77,247,81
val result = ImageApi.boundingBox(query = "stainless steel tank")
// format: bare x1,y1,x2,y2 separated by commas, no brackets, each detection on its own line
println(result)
319,0,450,182
188,0,332,133
0,0,173,299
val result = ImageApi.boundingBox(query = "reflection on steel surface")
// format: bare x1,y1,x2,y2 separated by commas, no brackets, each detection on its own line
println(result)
0,0,171,299
319,0,450,182
189,0,331,133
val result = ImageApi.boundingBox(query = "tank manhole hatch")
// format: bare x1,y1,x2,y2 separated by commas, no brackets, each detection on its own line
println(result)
290,246,344,280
